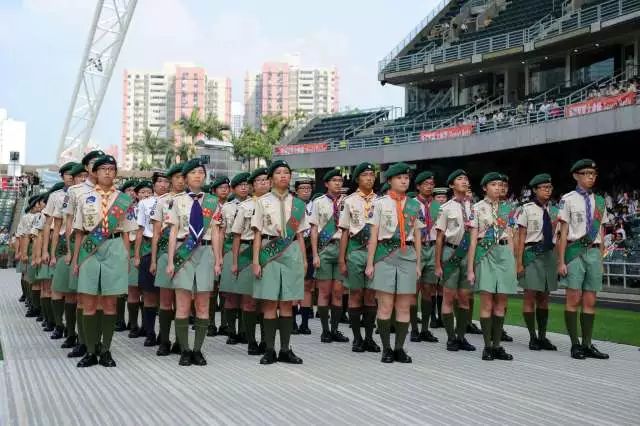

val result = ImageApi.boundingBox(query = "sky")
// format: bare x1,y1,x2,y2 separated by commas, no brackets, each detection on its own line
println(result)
0,0,438,164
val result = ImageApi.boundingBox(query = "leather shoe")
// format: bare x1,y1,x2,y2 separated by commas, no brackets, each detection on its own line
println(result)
218,324,230,336
457,337,476,351
363,338,381,353
36,313,44,322
466,322,483,335
99,351,116,367
528,338,541,350
170,341,182,355
278,349,303,364
206,324,218,337
571,344,586,359
226,335,240,345
409,329,421,342
492,346,514,361
339,313,349,324
43,322,55,332
393,348,412,363
258,341,267,354
418,330,439,343
298,324,311,335
292,323,300,335
582,344,609,359
156,342,171,356
501,330,513,342
19,295,26,303
248,341,261,355
179,350,193,366
68,344,87,358
25,307,38,318
482,347,494,360
330,330,349,343
320,331,333,343
114,320,127,332
380,348,394,363
144,333,157,347
50,326,65,340
538,337,557,351
236,333,248,345
191,350,207,366
260,349,277,365
351,338,365,353
77,353,98,368
446,338,459,351
128,326,145,338
61,335,77,349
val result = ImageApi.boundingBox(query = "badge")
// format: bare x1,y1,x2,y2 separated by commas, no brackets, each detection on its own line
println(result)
575,212,584,224
558,199,565,209
168,200,174,210
86,196,96,204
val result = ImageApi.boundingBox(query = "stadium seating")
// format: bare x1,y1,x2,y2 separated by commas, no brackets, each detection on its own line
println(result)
294,110,389,144
368,105,468,136
404,0,467,56
0,190,18,230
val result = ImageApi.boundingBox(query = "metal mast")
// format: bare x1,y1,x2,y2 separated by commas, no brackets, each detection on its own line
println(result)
57,0,138,164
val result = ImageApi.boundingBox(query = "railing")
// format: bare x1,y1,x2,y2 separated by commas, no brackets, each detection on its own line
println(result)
341,107,396,140
604,261,640,290
438,95,503,129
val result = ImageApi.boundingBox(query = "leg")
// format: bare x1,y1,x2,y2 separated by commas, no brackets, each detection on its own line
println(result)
316,279,332,340
299,279,314,334
242,295,260,354
523,289,539,348
376,291,395,363
479,292,494,360
441,287,458,349
455,289,474,351
419,283,437,342
174,289,193,365
157,288,176,355
565,288,583,358
191,291,211,365
260,300,279,364
222,293,241,344
581,290,608,359
127,285,142,337
409,283,420,341
362,288,380,352
142,291,159,345
535,292,556,350
77,294,100,368
348,288,364,348
277,301,301,363
50,289,66,338
329,280,348,341
393,294,413,363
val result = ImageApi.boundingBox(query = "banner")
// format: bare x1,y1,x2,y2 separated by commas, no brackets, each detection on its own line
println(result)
565,91,637,118
419,124,475,142
274,142,328,155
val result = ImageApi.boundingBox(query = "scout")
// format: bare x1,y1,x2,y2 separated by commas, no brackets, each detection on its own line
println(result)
411,170,440,343
294,178,315,335
310,169,349,344
71,155,137,368
557,159,609,360
251,160,306,365
496,174,515,342
430,187,448,328
32,194,53,330
21,196,40,318
466,172,518,361
151,163,185,356
516,173,559,351
365,162,424,364
166,159,221,366
211,176,231,336
337,162,380,353
14,203,30,312
434,170,476,352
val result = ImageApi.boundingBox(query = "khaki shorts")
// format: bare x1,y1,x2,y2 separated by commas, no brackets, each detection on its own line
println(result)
172,245,216,293
52,256,73,293
419,243,437,285
314,241,345,281
474,244,518,295
441,246,472,291
77,238,128,296
370,246,418,295
518,250,558,292
254,242,304,301
344,248,369,290
558,247,603,292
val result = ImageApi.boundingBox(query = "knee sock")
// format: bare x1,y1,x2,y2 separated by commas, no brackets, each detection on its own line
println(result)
116,296,126,324
158,309,173,344
330,305,342,333
523,311,537,340
224,308,237,335
430,295,437,320
394,321,409,350
564,310,580,346
244,311,258,344
77,308,85,344
409,304,419,333
96,310,104,342
32,290,41,310
83,314,99,354
349,307,363,341
259,313,266,343
377,318,391,351
342,294,348,315
219,298,227,328
175,318,190,351
237,308,244,336
363,305,377,340
580,312,595,347
52,299,65,327
300,307,311,328
318,306,329,333
193,318,208,351
142,306,157,335
127,302,139,328
263,318,278,351
209,296,216,327
480,316,492,348
65,303,77,337
536,308,549,340
41,297,51,321
278,316,293,350
442,312,455,340
492,315,505,348
291,305,299,327
455,308,469,340
436,294,443,319
421,298,432,331
101,314,116,352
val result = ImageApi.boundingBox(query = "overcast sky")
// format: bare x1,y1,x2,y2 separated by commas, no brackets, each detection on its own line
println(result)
0,0,438,164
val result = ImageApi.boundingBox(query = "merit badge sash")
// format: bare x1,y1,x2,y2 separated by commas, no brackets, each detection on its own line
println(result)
442,231,471,281
173,194,219,272
565,195,604,264
157,226,171,254
223,234,234,256
347,224,371,253
373,198,419,264
258,197,305,267
473,202,516,264
318,216,339,252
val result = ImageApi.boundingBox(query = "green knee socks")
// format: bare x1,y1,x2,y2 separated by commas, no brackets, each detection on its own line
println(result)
349,307,363,341
377,318,391,351
77,308,85,344
330,305,342,333
158,309,173,344
102,314,116,352
536,308,549,340
523,311,537,340
194,317,208,351
278,316,293,350
491,316,505,348
263,318,278,351
362,306,376,340
83,314,99,354
564,310,580,346
64,303,77,337
175,318,190,351
580,312,595,347
455,308,469,340
442,312,455,340
409,305,419,333
317,306,329,333
394,321,409,350
51,299,65,327
243,311,258,344
420,298,432,331
480,316,492,348
127,302,139,328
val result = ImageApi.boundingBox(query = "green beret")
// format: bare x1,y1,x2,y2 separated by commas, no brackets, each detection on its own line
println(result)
91,155,117,172
294,178,314,189
48,182,65,193
70,163,86,177
212,176,230,189
380,182,390,194
231,172,250,188
227,194,236,202
433,187,448,196
415,170,435,186
480,172,503,187
312,192,324,201
323,168,342,182
134,181,153,193
385,162,412,179
167,163,184,177
40,192,50,204
529,173,552,188
81,150,105,166
249,168,269,184
501,174,509,182
28,195,40,206
181,158,206,176
59,162,77,176
120,180,138,192
152,171,168,183
267,160,291,177
446,169,467,185
407,191,417,198
570,158,597,173
202,184,212,193
353,162,375,179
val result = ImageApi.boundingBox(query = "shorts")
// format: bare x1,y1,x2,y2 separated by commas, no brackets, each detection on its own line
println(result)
128,257,139,286
344,248,369,290
441,245,472,291
254,242,304,301
518,250,558,292
314,241,345,281
370,246,418,295
138,253,158,293
419,243,437,285
558,247,603,292
77,238,128,296
52,256,73,293
154,252,173,289
172,245,215,293
475,244,518,294
220,243,254,296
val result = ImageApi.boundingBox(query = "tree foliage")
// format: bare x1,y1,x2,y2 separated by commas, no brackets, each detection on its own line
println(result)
231,113,301,165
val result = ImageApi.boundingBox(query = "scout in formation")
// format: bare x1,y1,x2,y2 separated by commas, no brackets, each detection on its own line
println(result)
13,155,611,367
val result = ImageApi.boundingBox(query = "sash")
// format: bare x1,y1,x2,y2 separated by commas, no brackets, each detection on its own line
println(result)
318,216,339,252
373,199,420,264
347,224,371,253
236,242,254,272
78,192,133,265
565,194,605,264
173,194,219,272
442,231,471,281
158,227,171,254
474,202,515,264
140,238,152,257
258,197,305,267
223,234,233,255
55,235,68,258
523,204,559,267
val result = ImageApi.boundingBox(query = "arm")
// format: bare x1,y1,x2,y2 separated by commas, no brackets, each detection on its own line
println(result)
49,217,63,267
516,226,526,276
150,220,161,275
252,230,262,278
231,233,241,276
556,222,568,276
466,227,478,284
64,214,74,264
310,224,320,268
434,230,444,278
134,228,143,267
413,226,422,278
41,215,54,264
71,229,83,275
298,233,307,277
212,224,222,276
20,235,28,262
338,230,349,277
364,224,379,279
166,224,177,277
32,230,43,266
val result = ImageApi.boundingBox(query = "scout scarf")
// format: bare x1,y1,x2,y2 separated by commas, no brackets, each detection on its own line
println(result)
473,200,515,264
565,191,604,264
373,196,419,263
417,195,440,243
318,193,341,251
442,198,472,281
389,190,408,252
172,193,219,272
258,196,305,267
347,190,375,253
78,191,133,265
523,200,559,267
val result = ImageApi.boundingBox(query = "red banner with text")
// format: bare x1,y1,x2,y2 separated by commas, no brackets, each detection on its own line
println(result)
565,91,637,118
274,142,328,155
419,124,475,142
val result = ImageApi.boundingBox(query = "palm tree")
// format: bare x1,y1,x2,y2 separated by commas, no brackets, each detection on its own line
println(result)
202,113,230,141
128,128,171,170
173,107,203,145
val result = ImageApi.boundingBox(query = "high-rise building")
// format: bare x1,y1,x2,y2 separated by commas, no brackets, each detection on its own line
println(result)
0,109,26,174
231,102,244,137
206,77,232,128
244,61,339,129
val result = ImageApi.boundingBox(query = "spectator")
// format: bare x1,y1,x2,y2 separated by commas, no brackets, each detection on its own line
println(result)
0,227,9,245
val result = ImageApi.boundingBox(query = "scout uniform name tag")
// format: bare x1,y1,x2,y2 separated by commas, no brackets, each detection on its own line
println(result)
523,204,559,267
78,192,133,265
565,195,604,264
173,194,219,272
258,197,305,267
373,198,419,264
474,202,514,265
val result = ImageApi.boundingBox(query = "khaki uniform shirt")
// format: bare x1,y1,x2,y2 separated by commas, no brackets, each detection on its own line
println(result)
369,195,425,241
15,214,28,237
338,192,376,236
310,194,343,240
251,191,310,236
231,198,256,241
517,202,555,244
47,189,68,235
221,198,241,236
558,190,602,244
470,199,516,240
150,192,175,228
137,196,157,238
31,212,46,235
435,198,472,246
72,188,138,233
64,181,95,217
165,192,220,240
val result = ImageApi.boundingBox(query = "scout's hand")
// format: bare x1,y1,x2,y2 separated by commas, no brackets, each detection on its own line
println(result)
166,262,175,278
434,264,443,279
252,263,262,279
64,253,72,265
32,257,40,267
133,255,140,268
313,255,320,269
149,261,156,276
21,254,28,263
72,262,79,276
214,260,222,276
338,260,348,277
231,262,238,276
516,263,524,278
467,270,475,286
49,256,57,268
365,263,374,280
42,252,50,265
416,265,421,279
557,263,568,277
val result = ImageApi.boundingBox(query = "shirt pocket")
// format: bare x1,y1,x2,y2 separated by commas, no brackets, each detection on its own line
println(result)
381,209,395,232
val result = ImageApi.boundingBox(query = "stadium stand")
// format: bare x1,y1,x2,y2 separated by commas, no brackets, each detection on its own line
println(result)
0,190,18,230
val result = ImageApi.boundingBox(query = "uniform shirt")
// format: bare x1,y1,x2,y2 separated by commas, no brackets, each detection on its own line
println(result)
302,200,313,239
150,192,175,228
43,189,67,234
414,195,438,242
72,188,138,233
338,191,376,236
517,201,555,244
31,212,46,235
231,198,256,241
16,213,31,237
165,192,220,240
251,191,310,237
137,196,157,238
470,199,516,240
435,198,472,245
369,195,425,241
63,180,95,217
221,198,241,236
310,194,343,240
558,190,602,244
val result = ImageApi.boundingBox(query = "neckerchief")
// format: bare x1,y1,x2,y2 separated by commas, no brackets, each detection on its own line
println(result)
454,196,470,226
188,191,204,241
417,194,433,241
388,190,407,252
534,198,554,249
356,189,375,219
96,186,115,236
575,187,593,233
273,190,289,234
326,192,341,223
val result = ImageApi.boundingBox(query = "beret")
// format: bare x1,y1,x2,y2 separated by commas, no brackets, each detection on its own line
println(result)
323,169,342,182
202,184,212,193
134,181,153,192
446,169,467,185
570,158,597,173
249,168,269,184
48,182,65,193
294,178,314,189
407,191,417,198
230,172,250,188
91,155,117,172
385,162,412,179
480,172,503,187
120,180,138,192
433,187,448,196
415,170,435,186
212,176,230,189
59,162,77,176
166,163,184,177
152,171,168,183
380,182,390,194
353,162,375,179
70,163,87,177
81,150,105,166
181,158,206,176
268,160,291,177
529,173,552,188
311,192,324,201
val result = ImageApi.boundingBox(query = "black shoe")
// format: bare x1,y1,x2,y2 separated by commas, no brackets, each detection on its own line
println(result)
393,348,412,363
258,341,267,354
114,320,127,332
363,337,381,353
25,307,38,318
226,334,240,345
352,338,365,353
389,325,396,334
292,323,300,335
409,329,421,342
298,324,311,335
36,313,44,322
260,349,277,365
431,318,444,328
482,347,494,361
50,326,65,340
218,325,230,336
68,344,87,358
571,344,586,360
457,337,476,351
339,314,349,324
156,342,171,356
582,344,609,360
179,350,193,366
418,330,439,343
446,338,460,351
19,295,26,302
538,337,557,351
128,326,144,338
144,333,157,347
330,330,349,343
466,322,483,335
248,341,261,355
61,335,77,349
381,348,395,363
320,331,333,343
170,341,182,355
206,324,218,337
501,330,513,342
43,322,55,332
315,310,320,318
99,351,116,367
278,349,303,364
77,353,98,368
236,333,249,345
528,338,542,351
492,346,514,361
191,350,207,366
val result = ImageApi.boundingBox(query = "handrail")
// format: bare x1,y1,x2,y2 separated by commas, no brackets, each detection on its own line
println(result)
438,95,503,128
342,108,392,140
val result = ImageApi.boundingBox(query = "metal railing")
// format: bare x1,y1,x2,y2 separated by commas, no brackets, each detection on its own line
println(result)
604,261,640,290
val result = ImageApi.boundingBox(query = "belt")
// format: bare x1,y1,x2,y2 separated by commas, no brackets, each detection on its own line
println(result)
379,239,414,246
84,231,122,240
240,239,253,243
479,239,509,246
262,235,280,241
143,236,153,242
445,242,458,249
422,240,435,247
568,241,601,249
177,238,213,246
